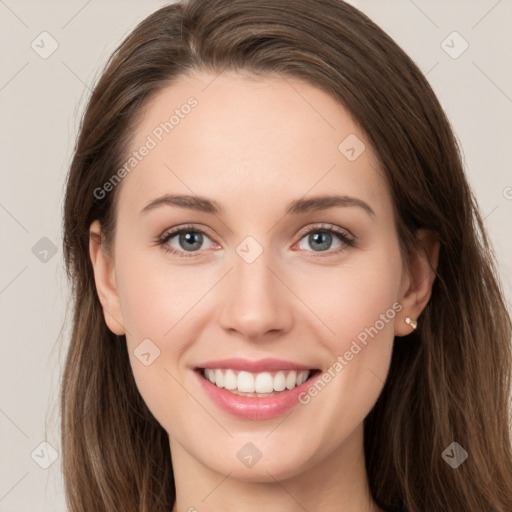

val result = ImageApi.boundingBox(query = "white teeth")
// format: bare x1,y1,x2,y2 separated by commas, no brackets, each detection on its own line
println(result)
254,372,274,393
297,371,307,386
202,368,312,394
214,369,224,388
285,370,297,389
224,369,237,390
273,371,286,392
237,371,255,392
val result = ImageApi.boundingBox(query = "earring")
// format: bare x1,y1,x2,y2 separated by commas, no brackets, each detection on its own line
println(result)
405,317,417,330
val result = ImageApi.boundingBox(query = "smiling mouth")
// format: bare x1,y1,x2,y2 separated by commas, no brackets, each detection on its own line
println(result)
196,368,321,397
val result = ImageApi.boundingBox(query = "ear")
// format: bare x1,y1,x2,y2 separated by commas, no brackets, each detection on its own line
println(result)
395,229,440,336
89,220,126,335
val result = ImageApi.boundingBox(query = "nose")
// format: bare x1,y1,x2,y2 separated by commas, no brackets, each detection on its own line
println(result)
218,249,294,342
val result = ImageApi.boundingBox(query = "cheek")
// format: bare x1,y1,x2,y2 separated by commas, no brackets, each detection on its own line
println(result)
115,244,212,341
298,243,403,347
291,243,402,418
113,246,217,425
116,264,195,433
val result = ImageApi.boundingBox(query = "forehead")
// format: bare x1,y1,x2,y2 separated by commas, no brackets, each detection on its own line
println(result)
116,71,390,220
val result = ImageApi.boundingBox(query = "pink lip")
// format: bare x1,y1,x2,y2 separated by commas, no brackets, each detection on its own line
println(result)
195,357,313,373
193,366,320,421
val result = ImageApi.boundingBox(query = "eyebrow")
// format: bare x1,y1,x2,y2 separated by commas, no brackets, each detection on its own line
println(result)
139,193,375,217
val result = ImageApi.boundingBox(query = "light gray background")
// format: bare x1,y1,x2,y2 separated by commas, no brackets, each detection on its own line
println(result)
1,1,511,510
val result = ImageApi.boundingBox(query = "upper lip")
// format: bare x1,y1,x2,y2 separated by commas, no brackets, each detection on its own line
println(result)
195,358,315,373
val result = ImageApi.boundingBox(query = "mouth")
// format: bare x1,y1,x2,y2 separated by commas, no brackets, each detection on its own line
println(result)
195,367,320,397
193,361,322,420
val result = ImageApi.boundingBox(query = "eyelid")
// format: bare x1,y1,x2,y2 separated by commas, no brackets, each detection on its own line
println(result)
156,223,219,252
159,223,217,240
294,222,354,242
291,223,355,257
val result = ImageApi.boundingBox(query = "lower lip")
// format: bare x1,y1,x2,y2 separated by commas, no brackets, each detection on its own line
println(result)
194,369,320,420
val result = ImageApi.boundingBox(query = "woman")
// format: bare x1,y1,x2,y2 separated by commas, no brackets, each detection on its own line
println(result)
61,0,512,510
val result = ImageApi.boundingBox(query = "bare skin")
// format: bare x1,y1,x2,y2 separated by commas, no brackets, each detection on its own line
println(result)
89,71,439,512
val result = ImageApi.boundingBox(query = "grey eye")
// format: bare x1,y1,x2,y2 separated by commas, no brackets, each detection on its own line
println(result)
167,231,209,252
298,231,342,252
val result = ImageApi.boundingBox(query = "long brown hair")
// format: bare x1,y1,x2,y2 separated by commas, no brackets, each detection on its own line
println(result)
61,1,512,510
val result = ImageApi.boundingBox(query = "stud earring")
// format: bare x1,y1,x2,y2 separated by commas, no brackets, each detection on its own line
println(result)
405,317,417,330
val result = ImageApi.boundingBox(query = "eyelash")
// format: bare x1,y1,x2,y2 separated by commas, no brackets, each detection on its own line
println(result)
154,223,355,259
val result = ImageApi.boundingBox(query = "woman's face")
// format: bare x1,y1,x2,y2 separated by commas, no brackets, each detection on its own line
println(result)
92,71,413,482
